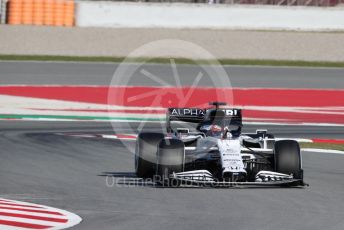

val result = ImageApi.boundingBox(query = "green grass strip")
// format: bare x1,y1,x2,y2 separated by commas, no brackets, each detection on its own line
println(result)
1,54,344,68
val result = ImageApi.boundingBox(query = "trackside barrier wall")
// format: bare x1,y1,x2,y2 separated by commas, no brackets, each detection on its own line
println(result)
7,0,74,26
76,2,344,31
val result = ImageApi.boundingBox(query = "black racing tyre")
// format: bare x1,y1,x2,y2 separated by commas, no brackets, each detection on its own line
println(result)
156,139,185,187
135,132,164,178
274,140,303,180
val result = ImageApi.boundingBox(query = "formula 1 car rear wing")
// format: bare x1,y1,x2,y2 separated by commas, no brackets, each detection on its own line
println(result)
167,108,205,123
166,107,242,132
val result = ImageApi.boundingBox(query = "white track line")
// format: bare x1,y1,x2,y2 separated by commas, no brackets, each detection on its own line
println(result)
1,117,344,127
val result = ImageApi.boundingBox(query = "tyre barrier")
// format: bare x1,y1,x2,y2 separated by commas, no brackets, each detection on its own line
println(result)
7,0,74,26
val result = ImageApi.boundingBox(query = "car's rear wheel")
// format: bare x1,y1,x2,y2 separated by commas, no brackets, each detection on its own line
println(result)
156,139,185,187
135,132,164,178
274,140,303,180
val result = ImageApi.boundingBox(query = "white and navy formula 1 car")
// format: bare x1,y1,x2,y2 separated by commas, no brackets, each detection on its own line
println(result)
135,102,307,187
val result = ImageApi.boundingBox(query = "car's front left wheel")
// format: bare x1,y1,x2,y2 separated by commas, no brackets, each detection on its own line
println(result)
155,138,185,187
135,132,165,178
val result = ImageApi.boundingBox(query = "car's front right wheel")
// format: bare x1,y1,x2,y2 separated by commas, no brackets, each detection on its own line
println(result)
274,140,303,180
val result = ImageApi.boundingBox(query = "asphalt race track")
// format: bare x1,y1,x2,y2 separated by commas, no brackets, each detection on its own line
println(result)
1,61,343,89
1,121,344,230
1,61,344,230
